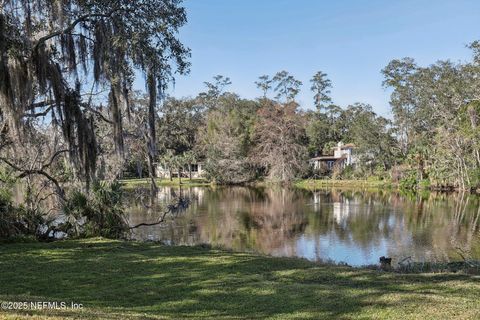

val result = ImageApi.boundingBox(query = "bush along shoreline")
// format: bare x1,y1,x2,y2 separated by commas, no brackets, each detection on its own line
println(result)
295,178,480,194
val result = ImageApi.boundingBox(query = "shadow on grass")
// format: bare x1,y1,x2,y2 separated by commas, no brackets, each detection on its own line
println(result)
0,239,479,319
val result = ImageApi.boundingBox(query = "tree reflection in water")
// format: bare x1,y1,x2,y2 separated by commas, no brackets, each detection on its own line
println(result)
126,186,480,266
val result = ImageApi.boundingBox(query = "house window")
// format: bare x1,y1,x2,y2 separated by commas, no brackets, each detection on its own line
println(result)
191,164,198,172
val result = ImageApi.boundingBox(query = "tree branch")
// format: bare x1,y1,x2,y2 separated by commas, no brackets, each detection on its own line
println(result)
81,103,114,124
23,105,55,118
24,100,55,111
41,149,70,171
33,9,123,51
0,157,66,200
129,197,190,229
129,209,171,229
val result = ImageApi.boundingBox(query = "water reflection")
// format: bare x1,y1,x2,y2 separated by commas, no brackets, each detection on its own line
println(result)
126,186,480,266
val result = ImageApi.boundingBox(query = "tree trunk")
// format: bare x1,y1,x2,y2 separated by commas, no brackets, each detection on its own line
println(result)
475,149,480,169
189,164,192,181
147,70,157,191
147,153,156,191
178,166,182,184
136,160,142,178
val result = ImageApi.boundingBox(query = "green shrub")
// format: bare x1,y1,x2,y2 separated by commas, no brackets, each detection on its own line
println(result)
467,168,480,189
0,190,17,239
419,179,431,189
339,165,354,179
0,190,50,240
399,170,418,190
63,181,129,239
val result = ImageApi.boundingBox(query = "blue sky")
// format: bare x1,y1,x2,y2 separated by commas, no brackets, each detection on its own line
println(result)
163,0,480,117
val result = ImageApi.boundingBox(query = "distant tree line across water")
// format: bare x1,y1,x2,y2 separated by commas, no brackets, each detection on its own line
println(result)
137,55,480,192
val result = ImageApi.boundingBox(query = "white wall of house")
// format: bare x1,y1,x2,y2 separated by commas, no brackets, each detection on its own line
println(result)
155,163,204,178
333,142,356,166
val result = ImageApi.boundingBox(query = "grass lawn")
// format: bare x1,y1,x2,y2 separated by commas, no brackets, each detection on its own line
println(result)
0,239,479,319
295,179,394,190
119,178,211,189
119,178,395,191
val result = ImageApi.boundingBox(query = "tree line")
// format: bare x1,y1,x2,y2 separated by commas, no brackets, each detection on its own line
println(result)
382,45,480,190
123,71,396,185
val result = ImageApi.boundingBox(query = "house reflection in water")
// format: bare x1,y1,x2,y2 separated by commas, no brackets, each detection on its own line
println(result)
333,200,350,226
154,186,205,204
313,191,353,226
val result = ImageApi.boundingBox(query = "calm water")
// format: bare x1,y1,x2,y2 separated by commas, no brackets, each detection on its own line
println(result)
126,186,480,266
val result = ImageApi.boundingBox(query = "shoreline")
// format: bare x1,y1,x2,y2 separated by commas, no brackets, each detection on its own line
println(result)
117,178,479,194
294,179,394,189
118,178,393,189
118,177,212,188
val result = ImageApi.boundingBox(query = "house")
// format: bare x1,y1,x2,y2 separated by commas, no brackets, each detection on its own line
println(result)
155,162,205,179
309,142,356,172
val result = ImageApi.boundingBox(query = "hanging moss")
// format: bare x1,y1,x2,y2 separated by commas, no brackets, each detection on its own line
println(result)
109,84,125,158
0,0,190,191
62,89,97,189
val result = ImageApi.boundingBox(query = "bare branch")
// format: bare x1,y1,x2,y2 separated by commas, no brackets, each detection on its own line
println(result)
82,104,114,124
129,197,190,229
41,149,70,171
23,105,54,118
0,157,66,200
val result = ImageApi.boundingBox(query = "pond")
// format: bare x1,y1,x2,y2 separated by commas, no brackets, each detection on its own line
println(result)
126,186,480,266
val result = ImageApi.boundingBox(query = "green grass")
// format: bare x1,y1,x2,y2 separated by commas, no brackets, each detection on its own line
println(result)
120,178,394,190
295,179,394,190
1,239,479,319
119,178,211,189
